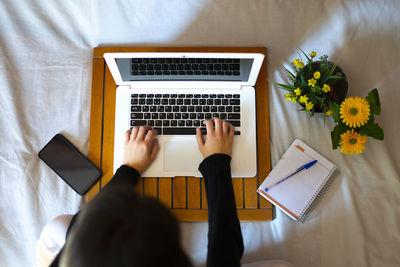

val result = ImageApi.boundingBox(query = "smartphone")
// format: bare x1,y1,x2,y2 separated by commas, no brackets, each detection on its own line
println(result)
39,134,102,195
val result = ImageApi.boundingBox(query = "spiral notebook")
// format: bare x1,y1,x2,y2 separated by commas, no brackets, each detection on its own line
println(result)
257,139,336,221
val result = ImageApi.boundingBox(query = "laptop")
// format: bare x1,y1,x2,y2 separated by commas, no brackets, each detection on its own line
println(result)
104,52,264,178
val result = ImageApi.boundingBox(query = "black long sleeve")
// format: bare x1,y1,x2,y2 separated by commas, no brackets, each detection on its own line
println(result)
49,165,140,267
199,154,244,267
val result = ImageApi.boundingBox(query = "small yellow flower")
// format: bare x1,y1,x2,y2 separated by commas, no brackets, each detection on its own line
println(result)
310,51,316,58
308,78,317,87
299,95,309,103
340,96,371,128
305,102,314,110
339,130,368,155
284,93,292,101
322,84,331,93
325,109,333,116
313,71,321,79
294,87,302,96
291,97,297,103
292,58,304,69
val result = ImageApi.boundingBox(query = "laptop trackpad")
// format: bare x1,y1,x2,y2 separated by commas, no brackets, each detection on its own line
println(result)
163,140,201,172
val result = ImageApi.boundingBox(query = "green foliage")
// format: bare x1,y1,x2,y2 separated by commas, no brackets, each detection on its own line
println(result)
331,122,347,149
365,88,381,115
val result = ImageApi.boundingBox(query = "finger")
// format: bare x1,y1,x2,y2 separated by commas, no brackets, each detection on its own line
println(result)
125,129,131,144
213,118,222,133
130,126,139,140
150,139,159,161
228,123,235,138
196,128,205,149
136,125,151,140
203,120,214,135
144,129,156,143
222,121,229,135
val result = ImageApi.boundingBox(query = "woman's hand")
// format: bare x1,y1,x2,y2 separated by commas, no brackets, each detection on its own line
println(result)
196,118,235,158
121,126,159,174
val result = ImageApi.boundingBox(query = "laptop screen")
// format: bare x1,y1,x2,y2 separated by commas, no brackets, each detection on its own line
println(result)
115,57,253,82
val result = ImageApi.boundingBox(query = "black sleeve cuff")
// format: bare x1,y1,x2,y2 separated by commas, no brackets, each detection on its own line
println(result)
198,153,231,175
106,165,141,187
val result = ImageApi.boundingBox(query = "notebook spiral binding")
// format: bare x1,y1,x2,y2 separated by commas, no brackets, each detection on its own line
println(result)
300,168,341,223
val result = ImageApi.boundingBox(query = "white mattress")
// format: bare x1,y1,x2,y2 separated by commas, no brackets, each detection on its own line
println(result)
1,0,399,266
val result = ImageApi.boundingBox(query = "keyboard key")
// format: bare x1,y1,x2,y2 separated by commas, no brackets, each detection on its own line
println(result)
159,113,166,119
130,120,146,126
131,106,141,112
171,120,178,127
131,113,143,119
167,113,173,119
156,120,162,126
227,120,240,127
178,120,185,126
174,113,181,119
163,120,170,127
186,120,193,127
234,106,240,112
152,113,158,119
233,94,240,98
144,113,151,119
228,113,240,120
230,99,240,105
148,120,154,126
165,106,172,112
163,128,197,135
157,106,164,112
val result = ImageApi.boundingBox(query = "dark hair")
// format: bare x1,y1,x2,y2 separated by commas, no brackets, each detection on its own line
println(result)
60,185,193,267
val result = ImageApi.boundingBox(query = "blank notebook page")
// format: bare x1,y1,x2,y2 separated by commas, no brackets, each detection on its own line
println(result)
259,139,335,220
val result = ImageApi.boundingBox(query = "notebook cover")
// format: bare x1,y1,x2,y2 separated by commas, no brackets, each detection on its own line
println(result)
257,139,336,220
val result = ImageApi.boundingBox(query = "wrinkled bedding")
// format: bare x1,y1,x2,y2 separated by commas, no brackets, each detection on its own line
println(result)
1,0,399,266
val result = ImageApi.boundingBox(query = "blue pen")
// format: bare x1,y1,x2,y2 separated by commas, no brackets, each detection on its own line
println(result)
264,160,318,192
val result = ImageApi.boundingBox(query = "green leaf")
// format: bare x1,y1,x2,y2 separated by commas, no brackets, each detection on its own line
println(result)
359,122,384,140
365,88,381,115
332,103,341,123
328,63,337,76
299,48,311,63
283,66,296,80
275,83,295,91
331,123,347,149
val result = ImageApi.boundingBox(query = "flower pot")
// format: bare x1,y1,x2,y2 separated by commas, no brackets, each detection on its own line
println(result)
303,61,348,113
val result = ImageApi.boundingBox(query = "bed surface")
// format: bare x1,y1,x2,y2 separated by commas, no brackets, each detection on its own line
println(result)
1,0,399,266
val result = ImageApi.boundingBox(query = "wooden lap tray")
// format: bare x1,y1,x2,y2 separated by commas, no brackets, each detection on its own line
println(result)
87,47,273,221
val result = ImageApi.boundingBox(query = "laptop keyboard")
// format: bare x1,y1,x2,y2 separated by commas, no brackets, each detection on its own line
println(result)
130,93,241,135
131,58,241,76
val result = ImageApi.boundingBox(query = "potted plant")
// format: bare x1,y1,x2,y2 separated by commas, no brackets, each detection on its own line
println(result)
276,50,348,118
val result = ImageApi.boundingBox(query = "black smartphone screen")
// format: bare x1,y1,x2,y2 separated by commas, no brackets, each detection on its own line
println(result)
39,134,102,195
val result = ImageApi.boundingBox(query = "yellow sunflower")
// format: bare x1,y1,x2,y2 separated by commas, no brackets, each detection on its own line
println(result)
340,96,371,127
339,130,368,155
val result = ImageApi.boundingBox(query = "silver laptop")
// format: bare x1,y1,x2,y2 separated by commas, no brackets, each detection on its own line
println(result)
104,52,264,178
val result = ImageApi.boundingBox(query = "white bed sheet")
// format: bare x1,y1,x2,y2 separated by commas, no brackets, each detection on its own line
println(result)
1,0,399,266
